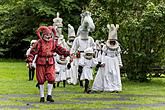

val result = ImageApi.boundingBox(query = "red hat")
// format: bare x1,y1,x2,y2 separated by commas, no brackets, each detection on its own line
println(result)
36,26,52,39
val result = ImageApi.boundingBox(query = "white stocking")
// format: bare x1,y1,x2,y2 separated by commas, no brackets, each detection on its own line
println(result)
47,83,53,96
39,85,44,97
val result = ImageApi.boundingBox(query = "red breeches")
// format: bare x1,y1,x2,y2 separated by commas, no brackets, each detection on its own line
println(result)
36,65,55,84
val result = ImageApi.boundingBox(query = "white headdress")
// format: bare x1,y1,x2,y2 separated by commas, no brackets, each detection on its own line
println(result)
107,24,119,40
68,24,75,37
106,24,119,49
67,24,76,46
53,12,63,28
77,11,95,40
53,12,63,37
30,40,37,46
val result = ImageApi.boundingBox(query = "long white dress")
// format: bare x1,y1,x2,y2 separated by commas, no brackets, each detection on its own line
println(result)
92,51,105,91
92,45,123,92
55,55,68,82
79,57,98,81
67,58,78,85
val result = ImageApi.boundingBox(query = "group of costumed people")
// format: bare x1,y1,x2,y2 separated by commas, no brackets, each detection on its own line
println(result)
26,11,123,103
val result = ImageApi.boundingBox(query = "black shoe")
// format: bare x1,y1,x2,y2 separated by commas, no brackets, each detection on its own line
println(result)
80,81,83,87
36,83,40,89
40,97,45,103
46,95,54,102
53,83,56,88
84,89,91,94
57,82,60,87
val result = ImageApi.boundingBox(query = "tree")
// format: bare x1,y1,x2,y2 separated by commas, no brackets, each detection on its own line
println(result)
0,0,90,58
88,0,165,81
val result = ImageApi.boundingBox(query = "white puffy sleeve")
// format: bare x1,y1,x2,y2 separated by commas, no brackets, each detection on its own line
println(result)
117,46,123,67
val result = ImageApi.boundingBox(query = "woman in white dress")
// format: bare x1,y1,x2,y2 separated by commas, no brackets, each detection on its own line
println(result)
92,24,123,92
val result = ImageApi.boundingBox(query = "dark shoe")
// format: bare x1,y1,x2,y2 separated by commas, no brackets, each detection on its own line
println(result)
53,83,56,88
114,91,119,93
47,95,54,102
36,83,40,89
57,82,60,87
63,80,66,88
84,89,91,94
80,81,83,87
40,97,45,103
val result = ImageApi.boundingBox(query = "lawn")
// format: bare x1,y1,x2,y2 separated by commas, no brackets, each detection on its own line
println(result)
0,60,165,110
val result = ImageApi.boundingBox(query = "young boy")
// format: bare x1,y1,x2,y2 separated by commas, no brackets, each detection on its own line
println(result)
79,47,97,93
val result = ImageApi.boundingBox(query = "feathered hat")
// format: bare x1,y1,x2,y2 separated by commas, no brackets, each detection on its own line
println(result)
36,26,52,40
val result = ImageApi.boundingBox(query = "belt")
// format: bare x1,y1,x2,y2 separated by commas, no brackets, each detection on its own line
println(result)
79,51,84,53
57,61,67,65
105,54,117,58
38,55,53,57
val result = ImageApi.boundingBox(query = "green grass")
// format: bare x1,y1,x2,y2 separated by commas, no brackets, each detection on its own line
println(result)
1,60,165,110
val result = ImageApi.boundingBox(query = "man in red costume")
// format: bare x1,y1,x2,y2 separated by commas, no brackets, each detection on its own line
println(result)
27,26,71,102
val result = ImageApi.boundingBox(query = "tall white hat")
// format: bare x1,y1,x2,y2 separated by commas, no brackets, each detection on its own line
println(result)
106,24,119,49
68,24,75,37
107,24,119,40
53,12,63,28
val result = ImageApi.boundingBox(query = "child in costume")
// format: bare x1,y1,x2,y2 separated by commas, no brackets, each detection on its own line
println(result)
26,40,37,81
79,47,98,93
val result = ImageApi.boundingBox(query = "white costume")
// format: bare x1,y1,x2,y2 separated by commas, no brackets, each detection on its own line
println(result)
53,12,70,85
79,47,97,93
92,24,123,92
70,11,95,87
26,40,37,81
66,24,78,85
79,56,97,81
71,11,95,57
26,40,37,68
55,55,68,85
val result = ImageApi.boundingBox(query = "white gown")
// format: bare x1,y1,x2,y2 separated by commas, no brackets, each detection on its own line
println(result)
79,57,98,81
92,51,105,91
67,59,78,85
55,55,68,82
92,45,123,92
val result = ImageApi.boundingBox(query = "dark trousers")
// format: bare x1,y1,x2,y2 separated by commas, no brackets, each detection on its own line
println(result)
84,79,89,92
57,80,66,87
29,67,35,80
78,65,83,87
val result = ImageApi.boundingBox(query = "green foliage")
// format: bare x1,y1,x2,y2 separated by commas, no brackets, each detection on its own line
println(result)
121,2,165,81
0,0,89,58
88,1,165,82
